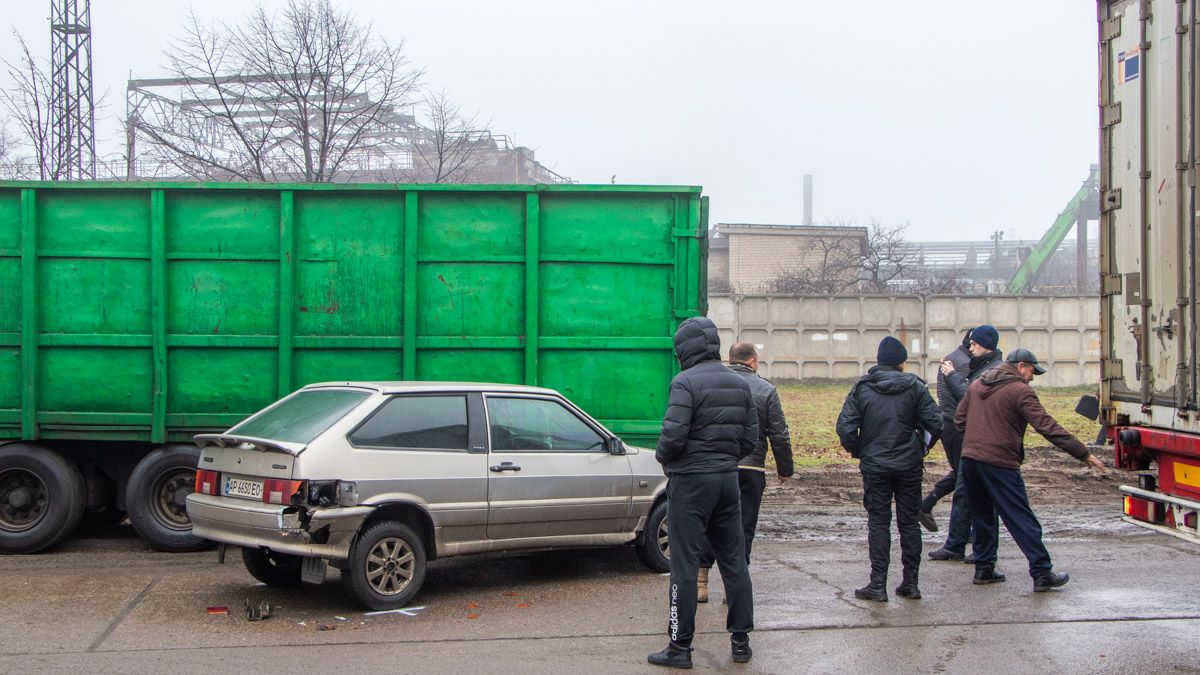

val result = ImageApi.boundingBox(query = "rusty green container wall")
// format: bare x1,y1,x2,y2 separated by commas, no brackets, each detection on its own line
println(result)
0,182,707,447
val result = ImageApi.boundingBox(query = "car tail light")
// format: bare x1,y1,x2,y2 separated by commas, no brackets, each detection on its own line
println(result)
195,469,220,496
263,478,306,505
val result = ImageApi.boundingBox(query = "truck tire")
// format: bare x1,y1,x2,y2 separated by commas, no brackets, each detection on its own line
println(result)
242,547,303,587
341,521,427,610
636,500,670,572
127,446,210,552
0,444,86,554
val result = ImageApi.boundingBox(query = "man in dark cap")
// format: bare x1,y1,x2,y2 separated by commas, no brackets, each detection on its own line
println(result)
648,316,758,669
928,324,1004,562
955,348,1106,591
836,336,942,601
918,327,975,532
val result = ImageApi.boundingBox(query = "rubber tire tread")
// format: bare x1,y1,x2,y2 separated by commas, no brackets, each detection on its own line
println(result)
126,445,211,552
341,521,427,611
241,547,304,587
636,500,670,572
0,444,86,554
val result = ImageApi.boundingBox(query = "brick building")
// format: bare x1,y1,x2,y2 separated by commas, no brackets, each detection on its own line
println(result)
709,223,869,294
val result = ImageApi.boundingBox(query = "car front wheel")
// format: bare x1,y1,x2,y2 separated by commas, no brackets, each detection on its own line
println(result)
636,500,670,572
341,521,427,611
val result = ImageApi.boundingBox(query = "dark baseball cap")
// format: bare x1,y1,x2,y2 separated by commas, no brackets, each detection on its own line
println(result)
1007,348,1046,375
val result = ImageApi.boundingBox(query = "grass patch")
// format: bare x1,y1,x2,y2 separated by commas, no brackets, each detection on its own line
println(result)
768,381,1100,471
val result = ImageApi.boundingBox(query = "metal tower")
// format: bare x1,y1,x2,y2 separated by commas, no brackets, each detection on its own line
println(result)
50,0,96,180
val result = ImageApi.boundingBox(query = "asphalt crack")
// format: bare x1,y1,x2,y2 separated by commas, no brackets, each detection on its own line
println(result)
88,573,163,652
778,560,869,614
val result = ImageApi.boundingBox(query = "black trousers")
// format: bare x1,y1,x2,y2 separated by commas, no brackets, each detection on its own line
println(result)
665,472,754,648
961,457,1053,577
921,419,961,513
699,468,767,567
861,468,923,581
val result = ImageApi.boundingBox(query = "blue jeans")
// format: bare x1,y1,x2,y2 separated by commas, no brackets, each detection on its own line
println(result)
960,457,1053,578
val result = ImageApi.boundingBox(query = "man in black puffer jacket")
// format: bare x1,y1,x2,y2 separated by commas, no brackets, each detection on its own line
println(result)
836,336,942,602
648,317,758,670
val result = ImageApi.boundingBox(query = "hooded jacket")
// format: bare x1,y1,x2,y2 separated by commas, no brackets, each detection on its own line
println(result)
656,317,758,475
955,362,1089,469
836,365,943,474
729,363,794,476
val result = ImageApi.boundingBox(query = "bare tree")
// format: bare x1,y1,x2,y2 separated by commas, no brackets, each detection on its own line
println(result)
1,31,59,179
410,88,491,183
766,234,864,295
130,0,421,182
860,221,919,293
908,266,976,295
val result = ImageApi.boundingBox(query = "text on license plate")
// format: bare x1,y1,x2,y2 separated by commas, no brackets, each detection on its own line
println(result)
225,477,263,499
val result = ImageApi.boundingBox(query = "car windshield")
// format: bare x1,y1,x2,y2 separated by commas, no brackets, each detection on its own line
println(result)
229,389,371,444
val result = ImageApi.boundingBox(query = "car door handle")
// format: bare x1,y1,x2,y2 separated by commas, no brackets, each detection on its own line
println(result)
489,462,521,472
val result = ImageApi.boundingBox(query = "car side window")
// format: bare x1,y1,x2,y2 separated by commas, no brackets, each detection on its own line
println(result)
349,395,468,451
487,397,605,452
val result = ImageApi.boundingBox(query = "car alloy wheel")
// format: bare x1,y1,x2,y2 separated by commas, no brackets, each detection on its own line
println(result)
365,536,416,596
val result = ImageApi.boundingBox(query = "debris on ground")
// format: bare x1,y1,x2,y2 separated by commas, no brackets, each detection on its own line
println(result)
245,599,271,621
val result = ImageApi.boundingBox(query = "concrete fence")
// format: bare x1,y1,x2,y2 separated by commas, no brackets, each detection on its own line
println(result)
708,294,1100,387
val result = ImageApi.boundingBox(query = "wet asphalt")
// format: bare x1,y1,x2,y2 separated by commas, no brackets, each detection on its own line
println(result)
0,506,1196,674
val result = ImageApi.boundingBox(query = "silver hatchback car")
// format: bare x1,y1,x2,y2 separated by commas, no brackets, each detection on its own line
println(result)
186,382,670,610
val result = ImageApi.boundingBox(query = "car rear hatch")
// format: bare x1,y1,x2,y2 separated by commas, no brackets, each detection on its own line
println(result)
194,434,306,504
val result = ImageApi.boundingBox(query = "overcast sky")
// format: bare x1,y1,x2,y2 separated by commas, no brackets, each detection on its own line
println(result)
1,1,1099,242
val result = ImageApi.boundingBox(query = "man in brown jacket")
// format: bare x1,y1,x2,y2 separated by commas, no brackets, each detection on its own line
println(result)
955,348,1105,591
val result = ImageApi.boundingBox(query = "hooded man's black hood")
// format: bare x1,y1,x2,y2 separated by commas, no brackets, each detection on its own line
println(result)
861,364,924,395
674,316,722,370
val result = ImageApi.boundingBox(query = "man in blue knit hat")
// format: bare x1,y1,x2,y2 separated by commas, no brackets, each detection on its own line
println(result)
837,336,942,601
928,324,1004,562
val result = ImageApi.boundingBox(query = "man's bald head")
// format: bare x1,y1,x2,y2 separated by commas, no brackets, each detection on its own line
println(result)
729,342,758,369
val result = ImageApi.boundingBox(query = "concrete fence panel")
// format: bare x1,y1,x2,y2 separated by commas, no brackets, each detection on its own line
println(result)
709,294,1099,387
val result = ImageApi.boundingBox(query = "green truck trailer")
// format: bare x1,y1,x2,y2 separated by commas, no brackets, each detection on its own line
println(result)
0,181,708,554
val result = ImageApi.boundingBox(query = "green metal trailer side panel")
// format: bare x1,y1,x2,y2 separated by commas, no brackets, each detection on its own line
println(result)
0,182,706,447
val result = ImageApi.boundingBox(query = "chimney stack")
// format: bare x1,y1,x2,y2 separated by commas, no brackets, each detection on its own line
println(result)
803,175,813,226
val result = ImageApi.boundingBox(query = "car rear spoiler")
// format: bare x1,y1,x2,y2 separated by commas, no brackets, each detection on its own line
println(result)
193,434,307,456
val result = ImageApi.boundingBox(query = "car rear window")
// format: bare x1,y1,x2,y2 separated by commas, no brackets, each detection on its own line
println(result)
229,389,370,444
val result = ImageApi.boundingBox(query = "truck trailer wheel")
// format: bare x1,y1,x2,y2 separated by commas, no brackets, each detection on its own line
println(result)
127,446,210,552
0,444,86,554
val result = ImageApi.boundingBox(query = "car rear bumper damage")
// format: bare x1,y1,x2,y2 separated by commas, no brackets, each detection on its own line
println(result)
186,493,373,559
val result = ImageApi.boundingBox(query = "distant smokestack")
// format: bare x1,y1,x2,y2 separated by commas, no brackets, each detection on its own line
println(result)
803,175,813,226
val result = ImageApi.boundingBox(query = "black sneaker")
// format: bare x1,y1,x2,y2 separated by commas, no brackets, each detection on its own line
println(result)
973,568,1007,585
1033,571,1070,592
731,637,752,663
928,548,965,562
918,511,938,532
648,643,693,669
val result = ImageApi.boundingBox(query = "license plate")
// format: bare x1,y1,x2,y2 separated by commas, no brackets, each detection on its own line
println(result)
225,477,263,500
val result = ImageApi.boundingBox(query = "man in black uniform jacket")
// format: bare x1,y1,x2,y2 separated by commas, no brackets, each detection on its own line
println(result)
648,317,758,669
837,336,942,601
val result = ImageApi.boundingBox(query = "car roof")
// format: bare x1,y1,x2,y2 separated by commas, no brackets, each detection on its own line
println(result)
301,381,561,396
